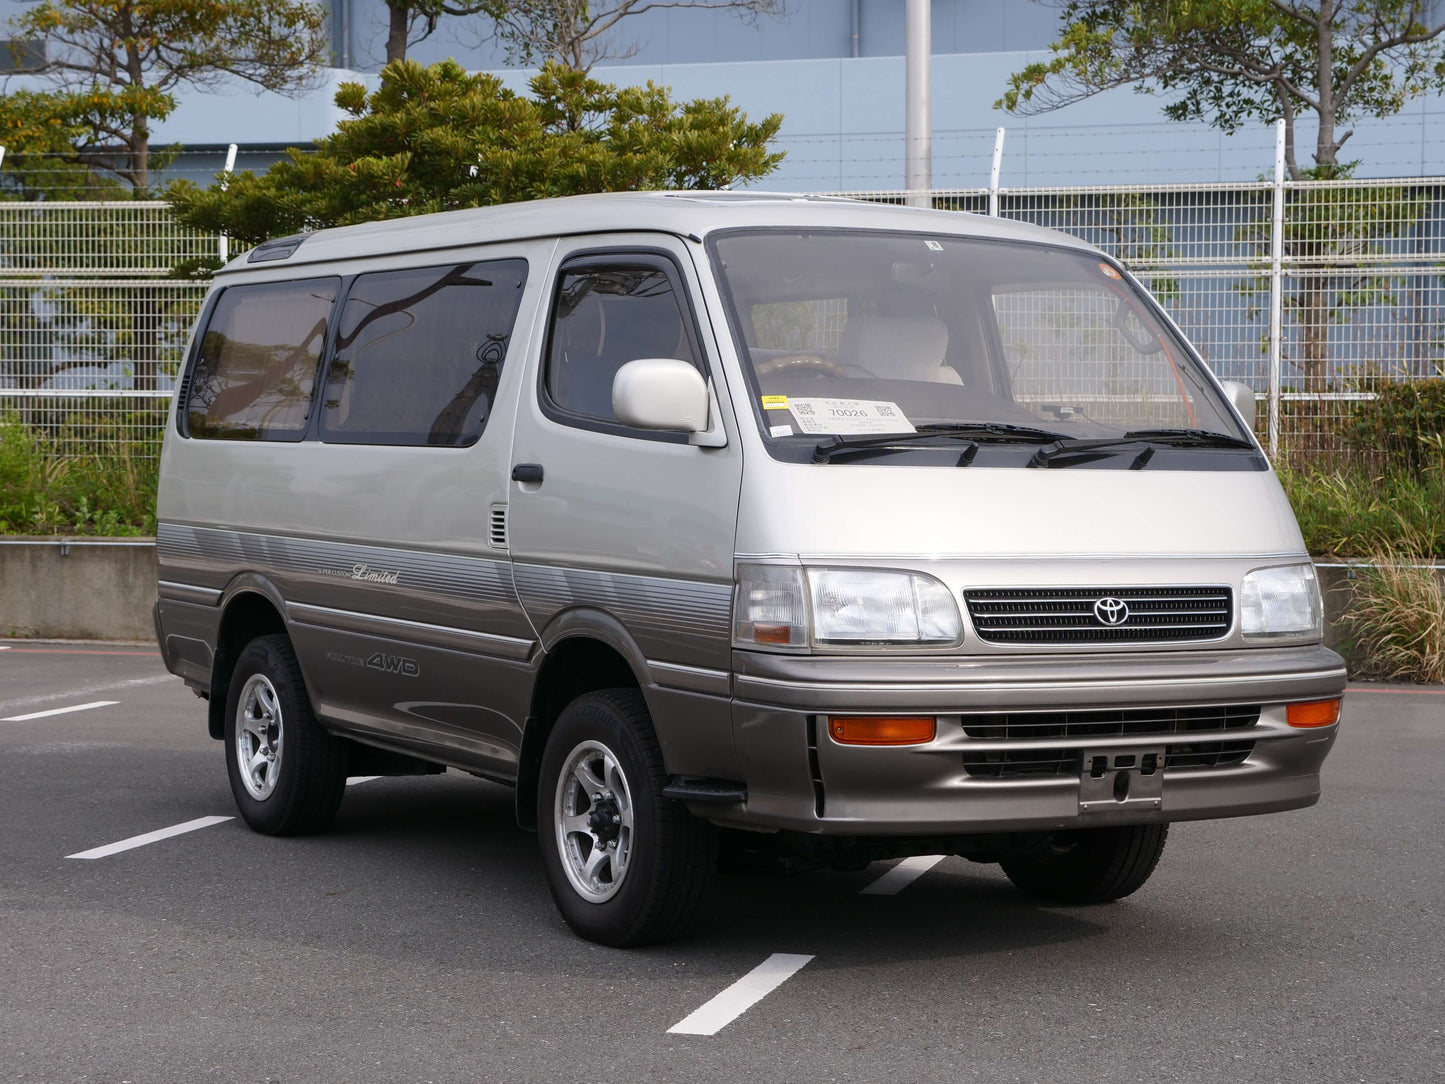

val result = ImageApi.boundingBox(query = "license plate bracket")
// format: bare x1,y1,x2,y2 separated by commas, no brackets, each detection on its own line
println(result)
1079,745,1165,813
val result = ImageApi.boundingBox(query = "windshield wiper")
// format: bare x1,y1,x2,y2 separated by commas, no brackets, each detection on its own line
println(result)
811,422,1068,463
1121,427,1257,449
1026,428,1258,468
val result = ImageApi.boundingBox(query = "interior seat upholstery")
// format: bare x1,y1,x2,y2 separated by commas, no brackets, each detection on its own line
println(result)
836,315,962,384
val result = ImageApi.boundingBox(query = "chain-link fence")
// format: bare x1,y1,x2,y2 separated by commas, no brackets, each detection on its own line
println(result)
4,166,1443,464
825,169,1445,461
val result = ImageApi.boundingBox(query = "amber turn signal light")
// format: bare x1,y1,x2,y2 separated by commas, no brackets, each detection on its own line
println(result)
828,715,936,745
1286,699,1341,728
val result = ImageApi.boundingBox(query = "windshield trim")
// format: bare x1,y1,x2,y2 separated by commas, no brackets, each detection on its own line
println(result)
705,226,1254,466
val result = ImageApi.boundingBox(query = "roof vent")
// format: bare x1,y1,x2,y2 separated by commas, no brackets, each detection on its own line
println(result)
246,233,310,263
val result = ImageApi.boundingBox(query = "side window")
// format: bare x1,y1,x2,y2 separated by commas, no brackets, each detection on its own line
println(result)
185,278,338,440
544,261,700,425
321,259,528,447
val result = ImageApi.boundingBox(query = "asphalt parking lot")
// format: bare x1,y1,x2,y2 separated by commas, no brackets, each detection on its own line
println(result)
1,640,1441,1084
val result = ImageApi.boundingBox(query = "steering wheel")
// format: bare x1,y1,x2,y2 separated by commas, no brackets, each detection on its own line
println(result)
754,353,845,379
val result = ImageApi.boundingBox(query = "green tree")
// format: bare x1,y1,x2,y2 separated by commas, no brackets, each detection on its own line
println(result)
6,0,330,191
382,1,493,64
999,0,1445,181
1001,1,1445,393
483,0,785,73
166,58,784,250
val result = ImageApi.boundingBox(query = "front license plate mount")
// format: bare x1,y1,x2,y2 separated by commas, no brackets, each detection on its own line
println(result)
1078,745,1165,813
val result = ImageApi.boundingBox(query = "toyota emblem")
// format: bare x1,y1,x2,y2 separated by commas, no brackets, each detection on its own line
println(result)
1093,597,1130,625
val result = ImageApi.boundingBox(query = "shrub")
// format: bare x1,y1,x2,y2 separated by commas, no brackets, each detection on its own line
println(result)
1278,463,1445,559
1342,377,1445,477
0,414,157,536
1344,554,1445,684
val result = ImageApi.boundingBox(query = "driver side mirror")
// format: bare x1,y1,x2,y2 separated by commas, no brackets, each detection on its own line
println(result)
1220,380,1258,436
613,358,710,433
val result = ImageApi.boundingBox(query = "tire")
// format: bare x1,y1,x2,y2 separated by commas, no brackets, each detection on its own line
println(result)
223,633,349,836
537,688,717,947
999,824,1168,904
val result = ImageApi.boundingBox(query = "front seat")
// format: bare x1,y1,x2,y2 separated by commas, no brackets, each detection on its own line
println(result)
836,315,962,384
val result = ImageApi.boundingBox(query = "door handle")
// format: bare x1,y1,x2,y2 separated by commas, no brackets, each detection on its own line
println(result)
511,463,544,484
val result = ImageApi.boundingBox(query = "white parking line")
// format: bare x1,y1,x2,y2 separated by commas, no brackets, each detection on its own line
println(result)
2,700,119,722
667,953,815,1036
66,816,233,860
859,854,945,895
346,776,381,786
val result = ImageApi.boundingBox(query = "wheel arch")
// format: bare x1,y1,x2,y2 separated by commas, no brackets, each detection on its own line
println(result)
515,610,650,831
207,577,292,740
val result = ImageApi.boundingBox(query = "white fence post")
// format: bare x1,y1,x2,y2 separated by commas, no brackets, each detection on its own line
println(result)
217,143,238,266
988,127,1005,216
1267,119,1286,458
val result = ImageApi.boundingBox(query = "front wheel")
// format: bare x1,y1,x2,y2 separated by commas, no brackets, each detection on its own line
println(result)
223,634,348,836
999,824,1168,904
537,689,717,946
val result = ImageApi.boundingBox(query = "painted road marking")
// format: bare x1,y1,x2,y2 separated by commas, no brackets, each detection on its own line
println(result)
859,854,945,895
66,816,233,860
346,776,381,786
3,700,119,722
0,674,174,717
667,953,815,1036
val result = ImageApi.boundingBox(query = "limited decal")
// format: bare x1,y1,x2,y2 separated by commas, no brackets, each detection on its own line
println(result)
1099,262,1122,280
319,563,402,585
925,239,943,252
786,398,915,436
761,395,790,410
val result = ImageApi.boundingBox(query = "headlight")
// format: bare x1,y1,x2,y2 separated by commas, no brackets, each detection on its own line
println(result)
733,564,962,649
1240,563,1322,642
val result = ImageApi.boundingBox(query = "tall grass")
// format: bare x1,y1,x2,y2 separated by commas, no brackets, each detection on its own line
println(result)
0,416,158,536
1278,462,1445,560
1345,554,1445,684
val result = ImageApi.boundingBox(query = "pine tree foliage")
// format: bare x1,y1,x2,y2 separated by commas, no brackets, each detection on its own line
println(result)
167,59,785,250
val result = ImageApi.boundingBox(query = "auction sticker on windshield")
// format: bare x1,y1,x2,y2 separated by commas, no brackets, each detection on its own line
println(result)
786,398,916,436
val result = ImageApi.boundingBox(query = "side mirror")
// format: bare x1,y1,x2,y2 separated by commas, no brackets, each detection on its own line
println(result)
613,358,709,433
1220,380,1258,436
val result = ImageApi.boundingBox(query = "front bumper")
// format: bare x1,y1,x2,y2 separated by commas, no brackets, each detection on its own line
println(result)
716,644,1346,835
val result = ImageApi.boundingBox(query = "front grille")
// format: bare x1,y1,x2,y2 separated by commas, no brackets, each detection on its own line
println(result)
965,586,1232,645
960,704,1259,778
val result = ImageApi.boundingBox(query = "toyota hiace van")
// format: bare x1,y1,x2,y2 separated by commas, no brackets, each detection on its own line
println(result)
155,193,1346,945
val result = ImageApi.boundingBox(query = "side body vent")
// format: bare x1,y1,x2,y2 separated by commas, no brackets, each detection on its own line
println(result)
488,505,508,549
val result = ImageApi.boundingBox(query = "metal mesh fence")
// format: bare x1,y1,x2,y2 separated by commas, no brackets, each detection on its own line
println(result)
0,202,216,460
1,180,1442,464
826,175,1445,463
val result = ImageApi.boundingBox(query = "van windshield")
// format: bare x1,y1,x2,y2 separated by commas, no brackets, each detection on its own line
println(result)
709,229,1250,464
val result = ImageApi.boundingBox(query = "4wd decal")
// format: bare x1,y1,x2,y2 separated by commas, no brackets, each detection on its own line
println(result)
366,651,420,677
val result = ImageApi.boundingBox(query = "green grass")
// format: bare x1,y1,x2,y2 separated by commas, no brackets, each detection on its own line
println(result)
0,418,158,536
1278,463,1445,560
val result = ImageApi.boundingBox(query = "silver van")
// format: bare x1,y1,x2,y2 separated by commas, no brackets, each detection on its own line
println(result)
155,193,1346,946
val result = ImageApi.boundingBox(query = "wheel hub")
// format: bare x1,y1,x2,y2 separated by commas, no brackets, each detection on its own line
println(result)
587,795,622,845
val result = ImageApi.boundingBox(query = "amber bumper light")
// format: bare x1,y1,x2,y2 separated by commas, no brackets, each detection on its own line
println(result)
828,715,936,745
1286,699,1341,728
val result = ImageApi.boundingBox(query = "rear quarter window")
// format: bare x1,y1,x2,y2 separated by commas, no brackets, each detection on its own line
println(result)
320,259,528,447
184,278,338,441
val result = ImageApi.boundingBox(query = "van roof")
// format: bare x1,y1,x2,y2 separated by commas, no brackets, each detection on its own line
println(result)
217,191,1099,275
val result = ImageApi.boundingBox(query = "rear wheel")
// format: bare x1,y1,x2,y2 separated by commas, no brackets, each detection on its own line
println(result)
538,688,717,946
999,824,1168,904
223,634,348,836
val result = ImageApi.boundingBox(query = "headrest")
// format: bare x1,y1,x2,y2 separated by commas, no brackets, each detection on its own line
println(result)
837,316,949,381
